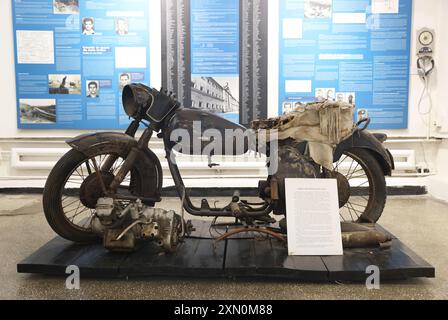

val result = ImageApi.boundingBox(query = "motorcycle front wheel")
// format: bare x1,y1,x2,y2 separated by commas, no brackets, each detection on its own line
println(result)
43,148,146,243
333,148,387,223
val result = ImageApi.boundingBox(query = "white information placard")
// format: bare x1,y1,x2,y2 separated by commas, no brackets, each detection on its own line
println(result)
285,179,343,256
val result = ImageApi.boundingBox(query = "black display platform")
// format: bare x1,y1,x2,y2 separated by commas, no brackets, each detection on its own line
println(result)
17,221,435,282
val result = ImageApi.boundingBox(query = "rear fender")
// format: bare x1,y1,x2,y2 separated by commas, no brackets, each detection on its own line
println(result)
334,131,395,176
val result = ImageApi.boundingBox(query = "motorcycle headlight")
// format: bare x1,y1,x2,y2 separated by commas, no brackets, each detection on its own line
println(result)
122,84,153,118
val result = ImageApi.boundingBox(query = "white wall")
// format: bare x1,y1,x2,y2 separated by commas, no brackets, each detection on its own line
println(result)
429,140,448,201
434,0,448,136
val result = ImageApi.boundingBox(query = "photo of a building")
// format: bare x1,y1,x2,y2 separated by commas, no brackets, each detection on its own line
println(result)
191,77,239,115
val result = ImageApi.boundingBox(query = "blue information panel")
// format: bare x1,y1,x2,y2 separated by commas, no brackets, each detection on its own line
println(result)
12,0,151,129
279,0,412,129
190,0,240,123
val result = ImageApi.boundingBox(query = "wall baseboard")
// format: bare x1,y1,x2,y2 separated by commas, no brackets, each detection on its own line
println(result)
0,186,427,197
428,177,448,203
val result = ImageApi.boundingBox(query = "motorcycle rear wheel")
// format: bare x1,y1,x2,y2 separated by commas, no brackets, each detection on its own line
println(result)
334,148,387,223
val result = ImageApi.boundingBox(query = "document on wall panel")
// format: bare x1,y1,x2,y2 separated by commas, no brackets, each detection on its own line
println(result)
278,0,412,129
372,0,400,14
285,179,343,256
12,0,152,130
161,0,191,108
240,0,268,126
16,30,55,64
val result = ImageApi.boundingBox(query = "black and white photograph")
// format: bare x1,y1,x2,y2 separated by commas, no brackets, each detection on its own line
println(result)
346,92,355,105
304,0,332,19
336,92,356,105
82,17,95,35
315,87,336,101
191,77,239,122
86,80,100,98
115,17,129,36
53,0,79,15
282,101,293,114
19,99,56,124
48,74,81,95
118,73,131,91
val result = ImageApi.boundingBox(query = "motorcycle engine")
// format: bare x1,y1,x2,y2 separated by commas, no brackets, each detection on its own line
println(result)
259,144,320,215
91,198,185,253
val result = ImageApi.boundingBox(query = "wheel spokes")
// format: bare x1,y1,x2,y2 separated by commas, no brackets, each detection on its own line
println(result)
61,152,134,231
335,152,371,222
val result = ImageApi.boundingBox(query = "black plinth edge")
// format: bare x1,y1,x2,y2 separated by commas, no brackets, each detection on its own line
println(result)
17,221,435,282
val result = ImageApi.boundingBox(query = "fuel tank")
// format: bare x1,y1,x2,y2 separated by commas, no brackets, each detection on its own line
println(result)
165,108,249,156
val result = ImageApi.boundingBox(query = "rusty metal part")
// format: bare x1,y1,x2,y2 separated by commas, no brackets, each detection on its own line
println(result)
95,197,115,218
334,171,351,208
341,222,392,249
104,228,137,252
270,145,319,215
79,172,115,209
342,231,392,249
230,202,242,217
101,154,119,172
270,177,279,201
215,227,287,243
141,222,160,239
116,220,142,241
99,205,183,253
109,129,153,193
141,208,182,252
91,157,109,195
279,220,392,249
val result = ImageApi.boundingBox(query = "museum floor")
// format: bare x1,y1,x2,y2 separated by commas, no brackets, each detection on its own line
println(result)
0,194,447,300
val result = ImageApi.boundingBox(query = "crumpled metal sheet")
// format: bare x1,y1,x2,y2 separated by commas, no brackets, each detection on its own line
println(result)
252,101,355,169
341,222,393,249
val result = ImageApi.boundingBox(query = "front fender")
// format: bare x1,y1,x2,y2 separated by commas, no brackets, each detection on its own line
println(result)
67,132,139,157
66,132,163,201
334,131,395,176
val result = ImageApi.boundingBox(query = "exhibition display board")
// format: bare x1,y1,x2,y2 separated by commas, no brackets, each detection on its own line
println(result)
11,0,412,130
279,0,412,129
12,0,151,129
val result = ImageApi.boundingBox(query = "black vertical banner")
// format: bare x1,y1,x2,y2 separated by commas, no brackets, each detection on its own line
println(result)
240,0,268,126
161,0,191,107
161,0,268,126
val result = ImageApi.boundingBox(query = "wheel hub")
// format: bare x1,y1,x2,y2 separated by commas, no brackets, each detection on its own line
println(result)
334,172,351,208
79,172,115,209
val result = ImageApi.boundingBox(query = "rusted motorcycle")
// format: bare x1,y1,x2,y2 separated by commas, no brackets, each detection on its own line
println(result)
43,84,394,252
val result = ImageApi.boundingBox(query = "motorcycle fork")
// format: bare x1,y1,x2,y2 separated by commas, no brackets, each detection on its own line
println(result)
101,126,153,196
100,120,140,172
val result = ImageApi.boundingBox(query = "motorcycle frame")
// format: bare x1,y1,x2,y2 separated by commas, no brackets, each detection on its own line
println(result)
103,118,273,219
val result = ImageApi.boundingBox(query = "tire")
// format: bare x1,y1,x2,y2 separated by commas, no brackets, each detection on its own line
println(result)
43,147,147,243
336,148,387,223
43,149,99,243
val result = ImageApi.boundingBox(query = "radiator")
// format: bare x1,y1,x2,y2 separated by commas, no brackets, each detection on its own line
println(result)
9,148,416,173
